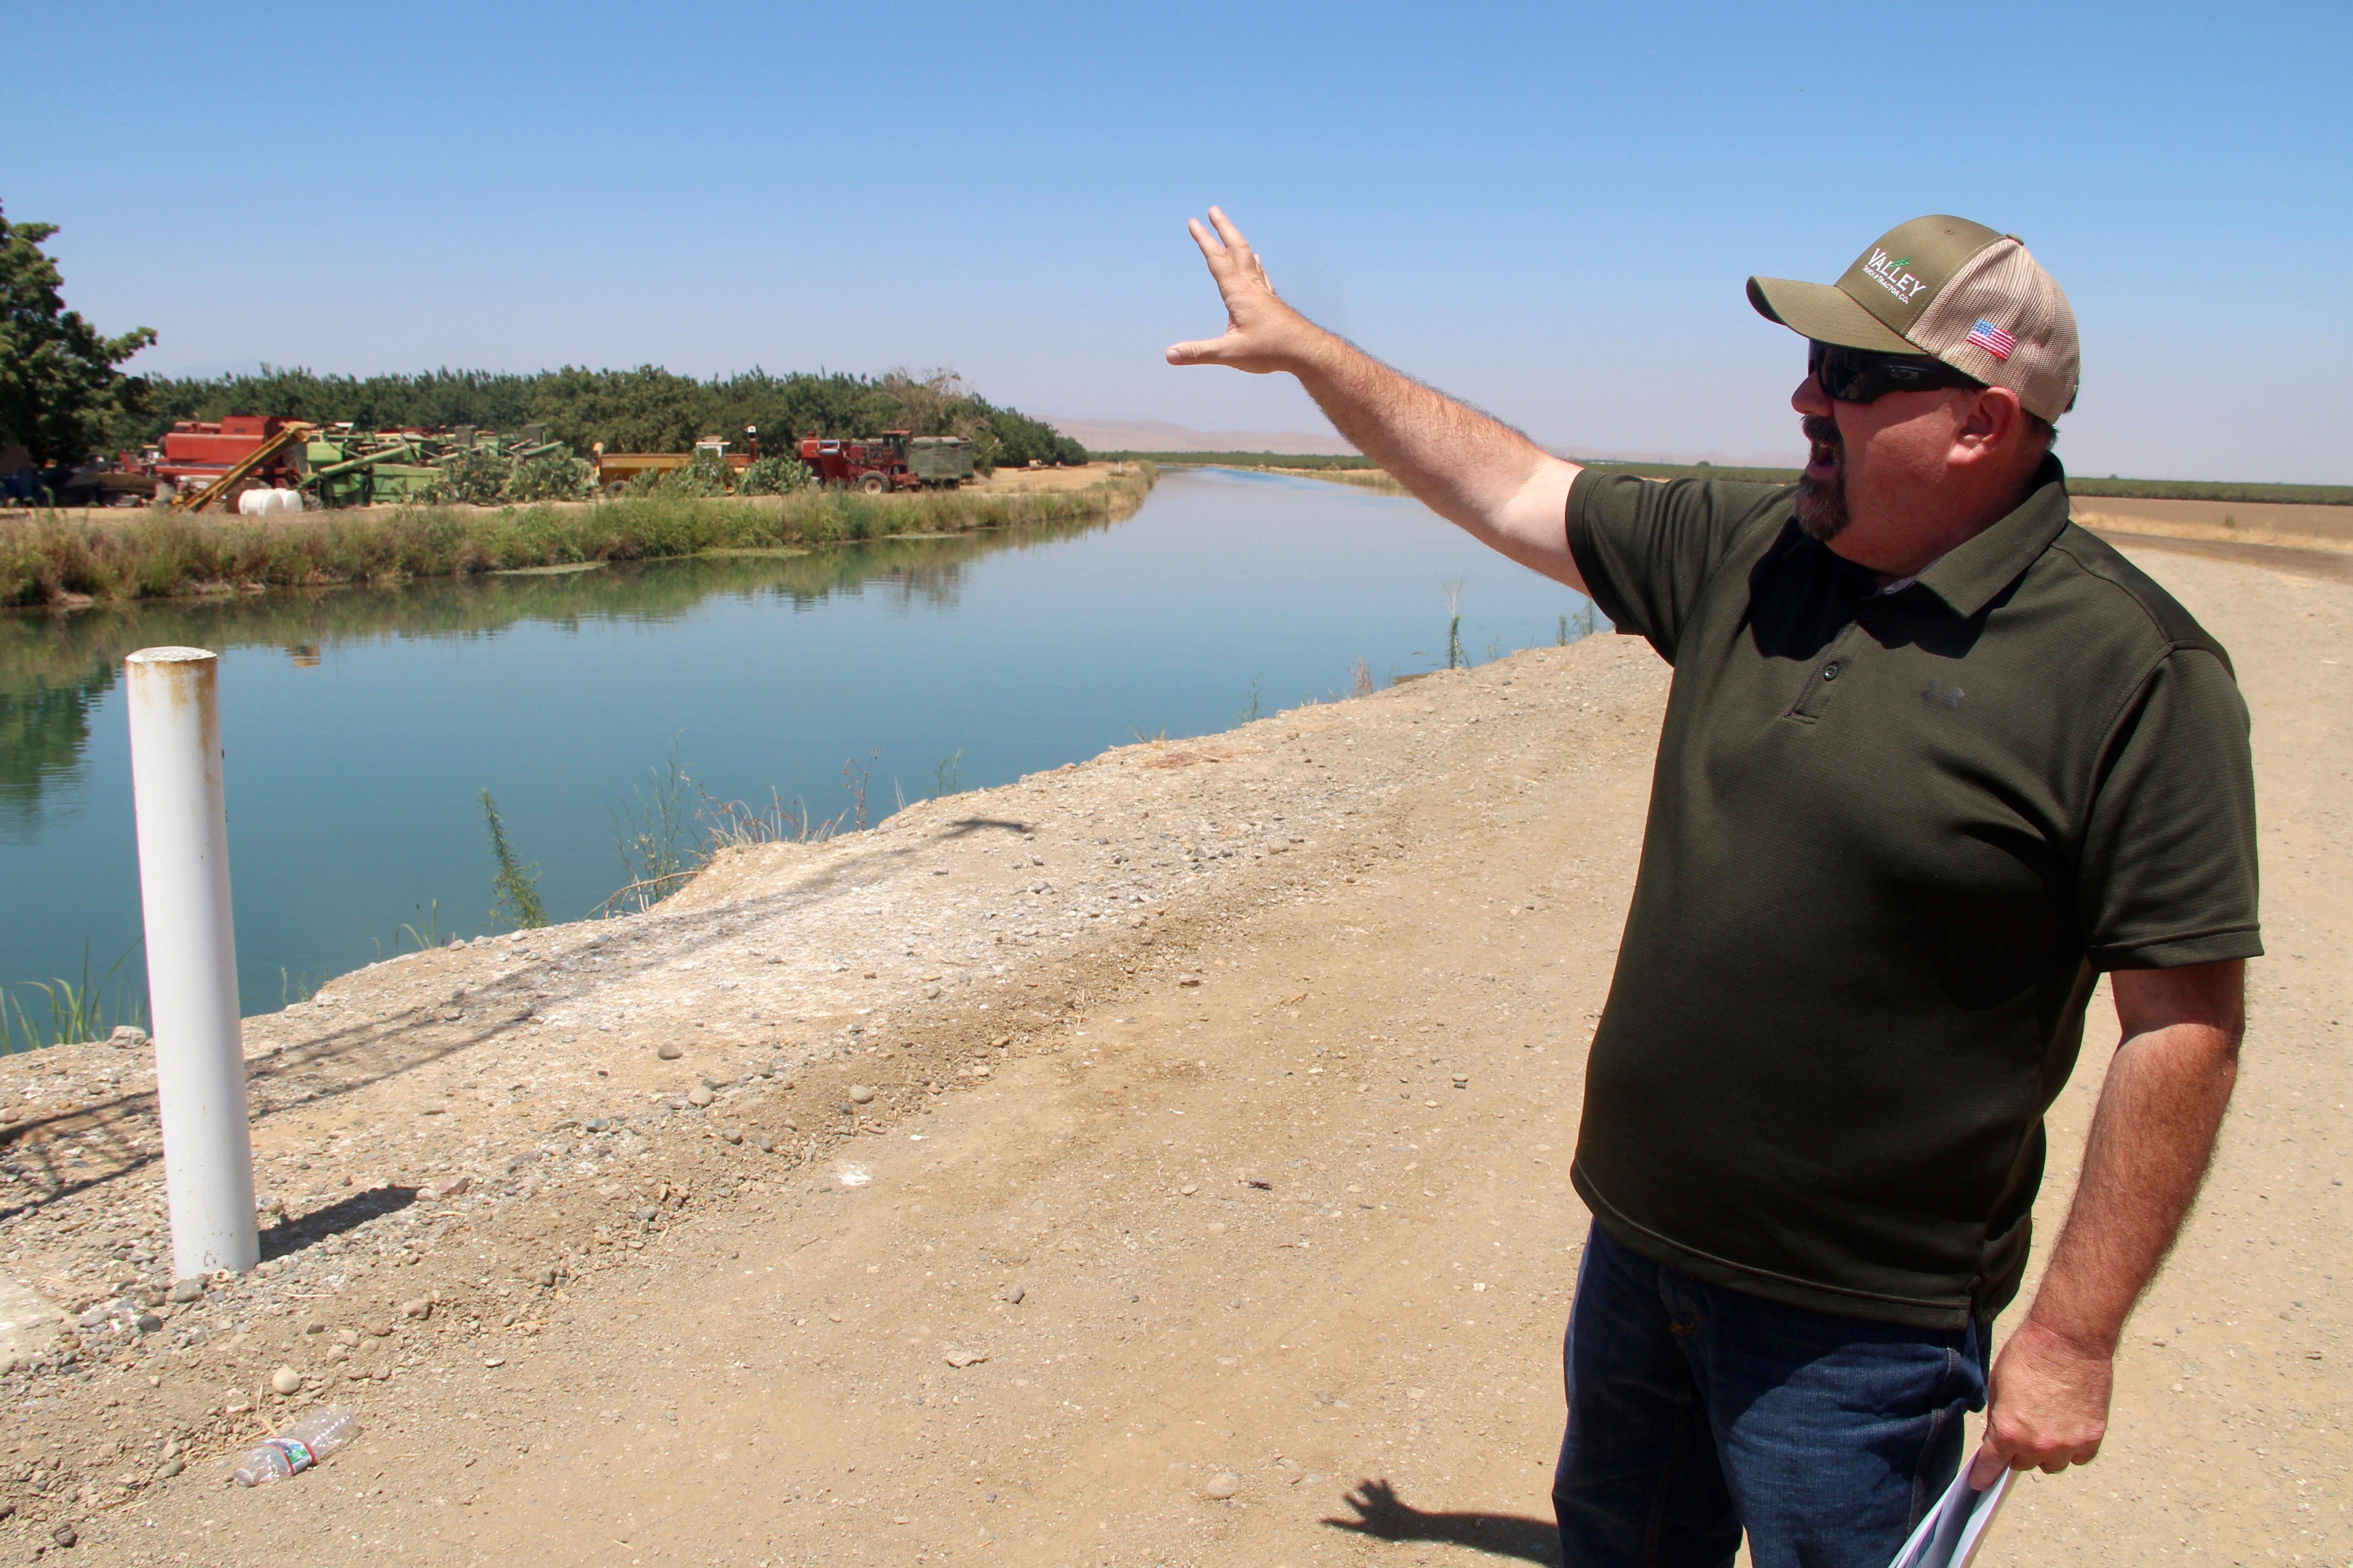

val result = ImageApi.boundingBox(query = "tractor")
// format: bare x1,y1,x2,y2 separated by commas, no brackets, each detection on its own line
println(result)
796,431,974,492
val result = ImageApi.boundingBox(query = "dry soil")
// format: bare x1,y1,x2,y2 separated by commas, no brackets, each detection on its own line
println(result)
0,534,2342,1568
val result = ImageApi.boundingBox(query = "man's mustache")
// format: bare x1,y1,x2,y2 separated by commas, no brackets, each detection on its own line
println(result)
1802,414,1840,453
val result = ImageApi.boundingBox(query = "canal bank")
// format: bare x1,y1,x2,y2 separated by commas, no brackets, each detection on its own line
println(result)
0,533,2343,1568
0,462,1155,610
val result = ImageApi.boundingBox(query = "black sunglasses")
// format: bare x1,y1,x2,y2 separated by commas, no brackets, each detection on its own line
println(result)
1808,340,1985,403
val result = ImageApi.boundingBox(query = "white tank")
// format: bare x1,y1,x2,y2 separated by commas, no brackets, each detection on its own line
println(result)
238,488,268,516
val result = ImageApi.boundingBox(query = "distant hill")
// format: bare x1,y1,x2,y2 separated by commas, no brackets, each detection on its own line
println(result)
1046,418,1359,457
1049,417,1807,470
1559,444,1809,469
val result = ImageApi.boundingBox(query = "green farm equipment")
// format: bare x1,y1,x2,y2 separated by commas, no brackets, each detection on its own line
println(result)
296,423,578,507
300,432,438,507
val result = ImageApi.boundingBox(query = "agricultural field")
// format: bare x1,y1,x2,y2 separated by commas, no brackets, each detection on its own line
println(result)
1574,458,2353,507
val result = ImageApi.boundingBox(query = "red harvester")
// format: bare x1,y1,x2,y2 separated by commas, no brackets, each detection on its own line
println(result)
154,415,309,508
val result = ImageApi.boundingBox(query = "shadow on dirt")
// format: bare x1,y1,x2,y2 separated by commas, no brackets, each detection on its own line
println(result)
258,1184,420,1263
1322,1478,1558,1564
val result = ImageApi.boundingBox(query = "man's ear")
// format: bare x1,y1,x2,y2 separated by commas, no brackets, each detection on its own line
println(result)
1951,385,2026,470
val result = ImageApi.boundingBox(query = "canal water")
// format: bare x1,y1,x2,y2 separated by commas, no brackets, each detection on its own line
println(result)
0,468,1601,1021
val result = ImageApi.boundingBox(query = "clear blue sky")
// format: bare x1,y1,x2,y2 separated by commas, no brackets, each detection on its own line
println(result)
12,0,2348,481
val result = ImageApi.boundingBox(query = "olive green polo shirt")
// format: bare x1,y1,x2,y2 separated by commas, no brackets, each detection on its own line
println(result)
1564,457,2260,1328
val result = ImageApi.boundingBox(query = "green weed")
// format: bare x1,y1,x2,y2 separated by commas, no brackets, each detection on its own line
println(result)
397,898,444,953
481,788,547,930
0,939,145,1052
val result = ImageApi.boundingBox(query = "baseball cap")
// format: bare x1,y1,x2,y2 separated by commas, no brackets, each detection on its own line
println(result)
1748,216,2079,424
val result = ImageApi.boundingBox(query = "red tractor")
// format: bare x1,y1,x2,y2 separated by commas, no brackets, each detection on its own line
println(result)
796,430,975,492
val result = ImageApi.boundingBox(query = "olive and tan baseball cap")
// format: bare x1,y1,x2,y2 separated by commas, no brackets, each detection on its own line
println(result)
1748,215,2079,423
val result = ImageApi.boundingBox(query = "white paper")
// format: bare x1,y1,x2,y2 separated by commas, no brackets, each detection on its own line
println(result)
1886,1465,2013,1568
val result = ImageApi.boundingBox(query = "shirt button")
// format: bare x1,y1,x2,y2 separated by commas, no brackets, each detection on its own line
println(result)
1821,663,1841,680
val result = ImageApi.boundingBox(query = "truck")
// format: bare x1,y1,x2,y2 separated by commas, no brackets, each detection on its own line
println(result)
796,430,974,493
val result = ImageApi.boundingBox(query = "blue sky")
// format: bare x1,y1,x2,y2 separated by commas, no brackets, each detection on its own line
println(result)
12,1,2347,481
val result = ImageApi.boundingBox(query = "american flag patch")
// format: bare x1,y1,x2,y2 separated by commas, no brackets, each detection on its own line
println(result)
1966,317,2017,360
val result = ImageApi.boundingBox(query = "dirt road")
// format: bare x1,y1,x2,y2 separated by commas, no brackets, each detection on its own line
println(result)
1,534,2342,1567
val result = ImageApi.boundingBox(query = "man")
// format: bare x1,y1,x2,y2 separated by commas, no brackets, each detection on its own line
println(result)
1169,210,2258,1566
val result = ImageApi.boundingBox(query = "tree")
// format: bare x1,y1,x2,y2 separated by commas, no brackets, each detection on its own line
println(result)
0,200,156,465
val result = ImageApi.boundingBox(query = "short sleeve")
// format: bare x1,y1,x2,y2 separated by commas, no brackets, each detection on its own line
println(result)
1567,471,1792,664
2079,646,2263,970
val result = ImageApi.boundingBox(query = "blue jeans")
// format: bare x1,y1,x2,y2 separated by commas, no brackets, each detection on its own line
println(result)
1553,1223,1989,1568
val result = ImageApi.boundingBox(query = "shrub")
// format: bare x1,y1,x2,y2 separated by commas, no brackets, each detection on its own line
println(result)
738,454,812,495
503,452,597,502
655,451,734,498
427,446,510,506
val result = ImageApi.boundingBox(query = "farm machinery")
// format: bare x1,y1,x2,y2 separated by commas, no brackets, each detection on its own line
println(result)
589,435,750,492
797,431,974,492
152,415,311,509
139,419,573,510
28,419,978,511
301,424,572,507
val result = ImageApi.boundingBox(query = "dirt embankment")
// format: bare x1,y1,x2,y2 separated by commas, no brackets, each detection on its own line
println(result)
2068,495,2353,552
1303,467,2353,553
0,535,2341,1568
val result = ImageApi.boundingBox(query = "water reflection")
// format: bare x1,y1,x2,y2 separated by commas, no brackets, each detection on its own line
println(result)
0,514,1116,834
0,681,93,843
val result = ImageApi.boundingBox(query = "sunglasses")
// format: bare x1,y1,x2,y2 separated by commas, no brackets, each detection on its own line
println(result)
1808,340,1985,403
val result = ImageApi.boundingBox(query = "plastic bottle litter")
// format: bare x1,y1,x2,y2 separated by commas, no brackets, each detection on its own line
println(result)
231,1406,360,1486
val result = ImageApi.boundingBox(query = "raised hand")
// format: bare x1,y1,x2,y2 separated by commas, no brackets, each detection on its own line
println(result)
1166,207,1321,375
1157,204,1586,592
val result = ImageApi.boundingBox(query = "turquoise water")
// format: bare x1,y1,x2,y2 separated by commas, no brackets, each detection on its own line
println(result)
0,468,1599,1018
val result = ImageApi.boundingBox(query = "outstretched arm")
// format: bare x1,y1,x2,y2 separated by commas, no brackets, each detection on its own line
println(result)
1968,959,2244,1486
1168,207,1586,593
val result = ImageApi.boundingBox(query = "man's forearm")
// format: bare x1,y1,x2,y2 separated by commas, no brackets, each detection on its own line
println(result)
2021,1015,2238,1353
1286,331,1581,581
1972,960,2243,1483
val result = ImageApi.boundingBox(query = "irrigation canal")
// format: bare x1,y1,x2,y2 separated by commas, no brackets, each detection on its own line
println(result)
0,468,1602,1023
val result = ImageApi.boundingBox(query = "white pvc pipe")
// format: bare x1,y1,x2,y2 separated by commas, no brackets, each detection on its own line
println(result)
124,648,257,1279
